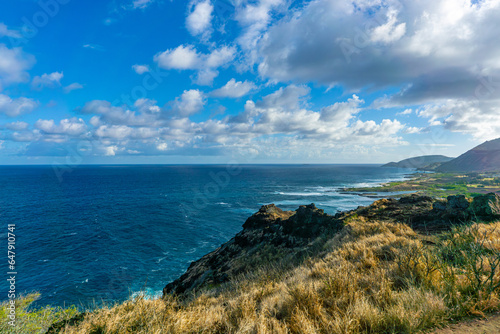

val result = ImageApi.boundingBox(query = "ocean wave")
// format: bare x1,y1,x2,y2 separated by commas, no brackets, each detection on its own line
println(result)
274,191,325,196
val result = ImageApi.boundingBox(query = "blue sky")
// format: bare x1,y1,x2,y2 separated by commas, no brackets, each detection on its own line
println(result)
0,0,499,165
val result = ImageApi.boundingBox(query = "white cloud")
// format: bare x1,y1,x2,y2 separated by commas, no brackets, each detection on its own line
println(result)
95,125,134,140
0,23,21,38
0,44,35,89
186,0,214,38
155,45,201,70
105,145,119,156
172,89,205,117
257,0,500,101
257,85,310,111
17,87,406,158
131,0,154,10
64,82,84,93
235,0,287,65
154,45,235,85
0,94,38,117
370,9,406,44
397,108,413,116
132,64,150,74
403,126,422,134
211,79,257,98
5,121,29,131
417,99,500,141
81,100,159,126
320,94,363,125
35,118,87,136
157,142,168,151
134,98,161,113
205,46,235,68
83,44,104,51
194,69,219,86
31,72,63,90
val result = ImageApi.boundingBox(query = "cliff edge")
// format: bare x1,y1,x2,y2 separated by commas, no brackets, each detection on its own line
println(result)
164,193,500,296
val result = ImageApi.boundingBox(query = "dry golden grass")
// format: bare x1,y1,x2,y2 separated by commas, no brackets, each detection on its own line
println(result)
53,220,500,334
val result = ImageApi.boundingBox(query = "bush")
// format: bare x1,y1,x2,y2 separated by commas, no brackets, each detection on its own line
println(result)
0,293,78,334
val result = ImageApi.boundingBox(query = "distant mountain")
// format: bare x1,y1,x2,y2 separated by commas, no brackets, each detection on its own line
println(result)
437,138,500,172
382,155,454,169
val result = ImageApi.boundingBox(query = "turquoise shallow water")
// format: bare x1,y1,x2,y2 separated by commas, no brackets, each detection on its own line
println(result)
0,164,413,308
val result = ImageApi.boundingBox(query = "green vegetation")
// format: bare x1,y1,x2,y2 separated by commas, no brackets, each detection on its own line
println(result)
10,217,500,333
0,293,78,334
345,172,500,198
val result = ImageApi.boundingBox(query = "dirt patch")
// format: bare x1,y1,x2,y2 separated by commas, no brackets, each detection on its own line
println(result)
430,313,500,334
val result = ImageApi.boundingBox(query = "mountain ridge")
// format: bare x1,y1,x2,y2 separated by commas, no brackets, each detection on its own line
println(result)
382,155,454,169
437,138,500,172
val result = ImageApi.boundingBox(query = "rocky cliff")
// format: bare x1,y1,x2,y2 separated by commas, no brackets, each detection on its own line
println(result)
163,193,500,297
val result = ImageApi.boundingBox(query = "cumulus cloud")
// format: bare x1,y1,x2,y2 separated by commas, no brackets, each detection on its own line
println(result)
154,45,235,85
0,94,38,117
257,0,500,97
319,95,363,125
235,0,287,66
0,44,35,89
186,0,214,38
35,118,87,136
370,9,406,44
211,78,256,98
172,89,205,117
417,99,500,141
251,0,500,143
132,64,150,74
5,121,29,131
31,72,64,90
154,45,201,70
81,100,160,126
257,85,310,111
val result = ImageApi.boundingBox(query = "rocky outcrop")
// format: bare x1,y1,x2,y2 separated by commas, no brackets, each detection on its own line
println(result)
163,193,500,297
163,204,343,296
469,193,500,219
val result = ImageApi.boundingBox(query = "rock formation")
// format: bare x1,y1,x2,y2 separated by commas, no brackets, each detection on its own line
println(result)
163,193,500,297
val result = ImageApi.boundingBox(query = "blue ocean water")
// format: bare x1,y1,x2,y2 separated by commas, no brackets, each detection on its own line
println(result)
0,164,413,309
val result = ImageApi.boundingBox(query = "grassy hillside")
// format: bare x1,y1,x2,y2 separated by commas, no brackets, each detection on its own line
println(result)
344,172,500,198
437,138,500,173
382,155,454,169
4,195,500,334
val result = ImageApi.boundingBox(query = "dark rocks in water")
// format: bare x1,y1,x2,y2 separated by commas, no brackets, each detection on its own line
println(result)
163,193,500,297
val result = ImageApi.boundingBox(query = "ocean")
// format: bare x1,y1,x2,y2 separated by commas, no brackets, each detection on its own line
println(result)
0,164,413,309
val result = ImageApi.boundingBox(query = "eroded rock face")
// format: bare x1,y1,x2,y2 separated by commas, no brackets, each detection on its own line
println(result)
163,204,343,296
163,193,500,297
